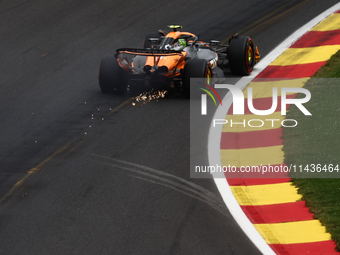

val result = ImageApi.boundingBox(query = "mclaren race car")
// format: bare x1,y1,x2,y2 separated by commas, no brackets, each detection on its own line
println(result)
98,25,260,96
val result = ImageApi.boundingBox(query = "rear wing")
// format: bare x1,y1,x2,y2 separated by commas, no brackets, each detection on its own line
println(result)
116,48,183,56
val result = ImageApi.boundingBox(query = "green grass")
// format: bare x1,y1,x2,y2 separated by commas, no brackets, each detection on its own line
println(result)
283,50,340,249
314,50,340,78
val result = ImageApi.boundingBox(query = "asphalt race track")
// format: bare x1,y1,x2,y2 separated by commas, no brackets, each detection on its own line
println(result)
0,0,339,254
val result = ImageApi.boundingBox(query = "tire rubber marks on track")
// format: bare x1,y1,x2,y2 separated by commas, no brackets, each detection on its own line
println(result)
90,154,230,216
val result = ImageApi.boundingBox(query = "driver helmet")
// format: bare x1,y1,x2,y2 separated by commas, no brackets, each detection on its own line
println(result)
174,38,186,51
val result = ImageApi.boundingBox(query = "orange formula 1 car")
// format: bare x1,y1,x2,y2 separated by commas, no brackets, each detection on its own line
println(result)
98,25,260,97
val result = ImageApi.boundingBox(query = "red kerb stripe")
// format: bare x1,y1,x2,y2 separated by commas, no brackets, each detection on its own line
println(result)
256,62,327,78
291,30,340,48
241,201,314,224
221,128,283,149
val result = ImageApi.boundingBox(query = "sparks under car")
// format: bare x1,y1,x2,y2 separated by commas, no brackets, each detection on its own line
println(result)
98,25,260,96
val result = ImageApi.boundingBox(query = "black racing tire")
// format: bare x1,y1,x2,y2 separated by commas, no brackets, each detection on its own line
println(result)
99,55,127,94
182,59,210,98
143,32,164,49
228,36,255,76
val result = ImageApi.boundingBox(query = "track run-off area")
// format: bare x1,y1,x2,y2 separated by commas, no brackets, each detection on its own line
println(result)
210,3,340,255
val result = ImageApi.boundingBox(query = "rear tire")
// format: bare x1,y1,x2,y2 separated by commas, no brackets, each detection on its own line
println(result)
143,32,164,49
99,55,127,94
228,36,255,76
183,59,210,98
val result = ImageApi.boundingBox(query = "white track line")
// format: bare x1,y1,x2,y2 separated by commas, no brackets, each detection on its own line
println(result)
208,3,340,255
